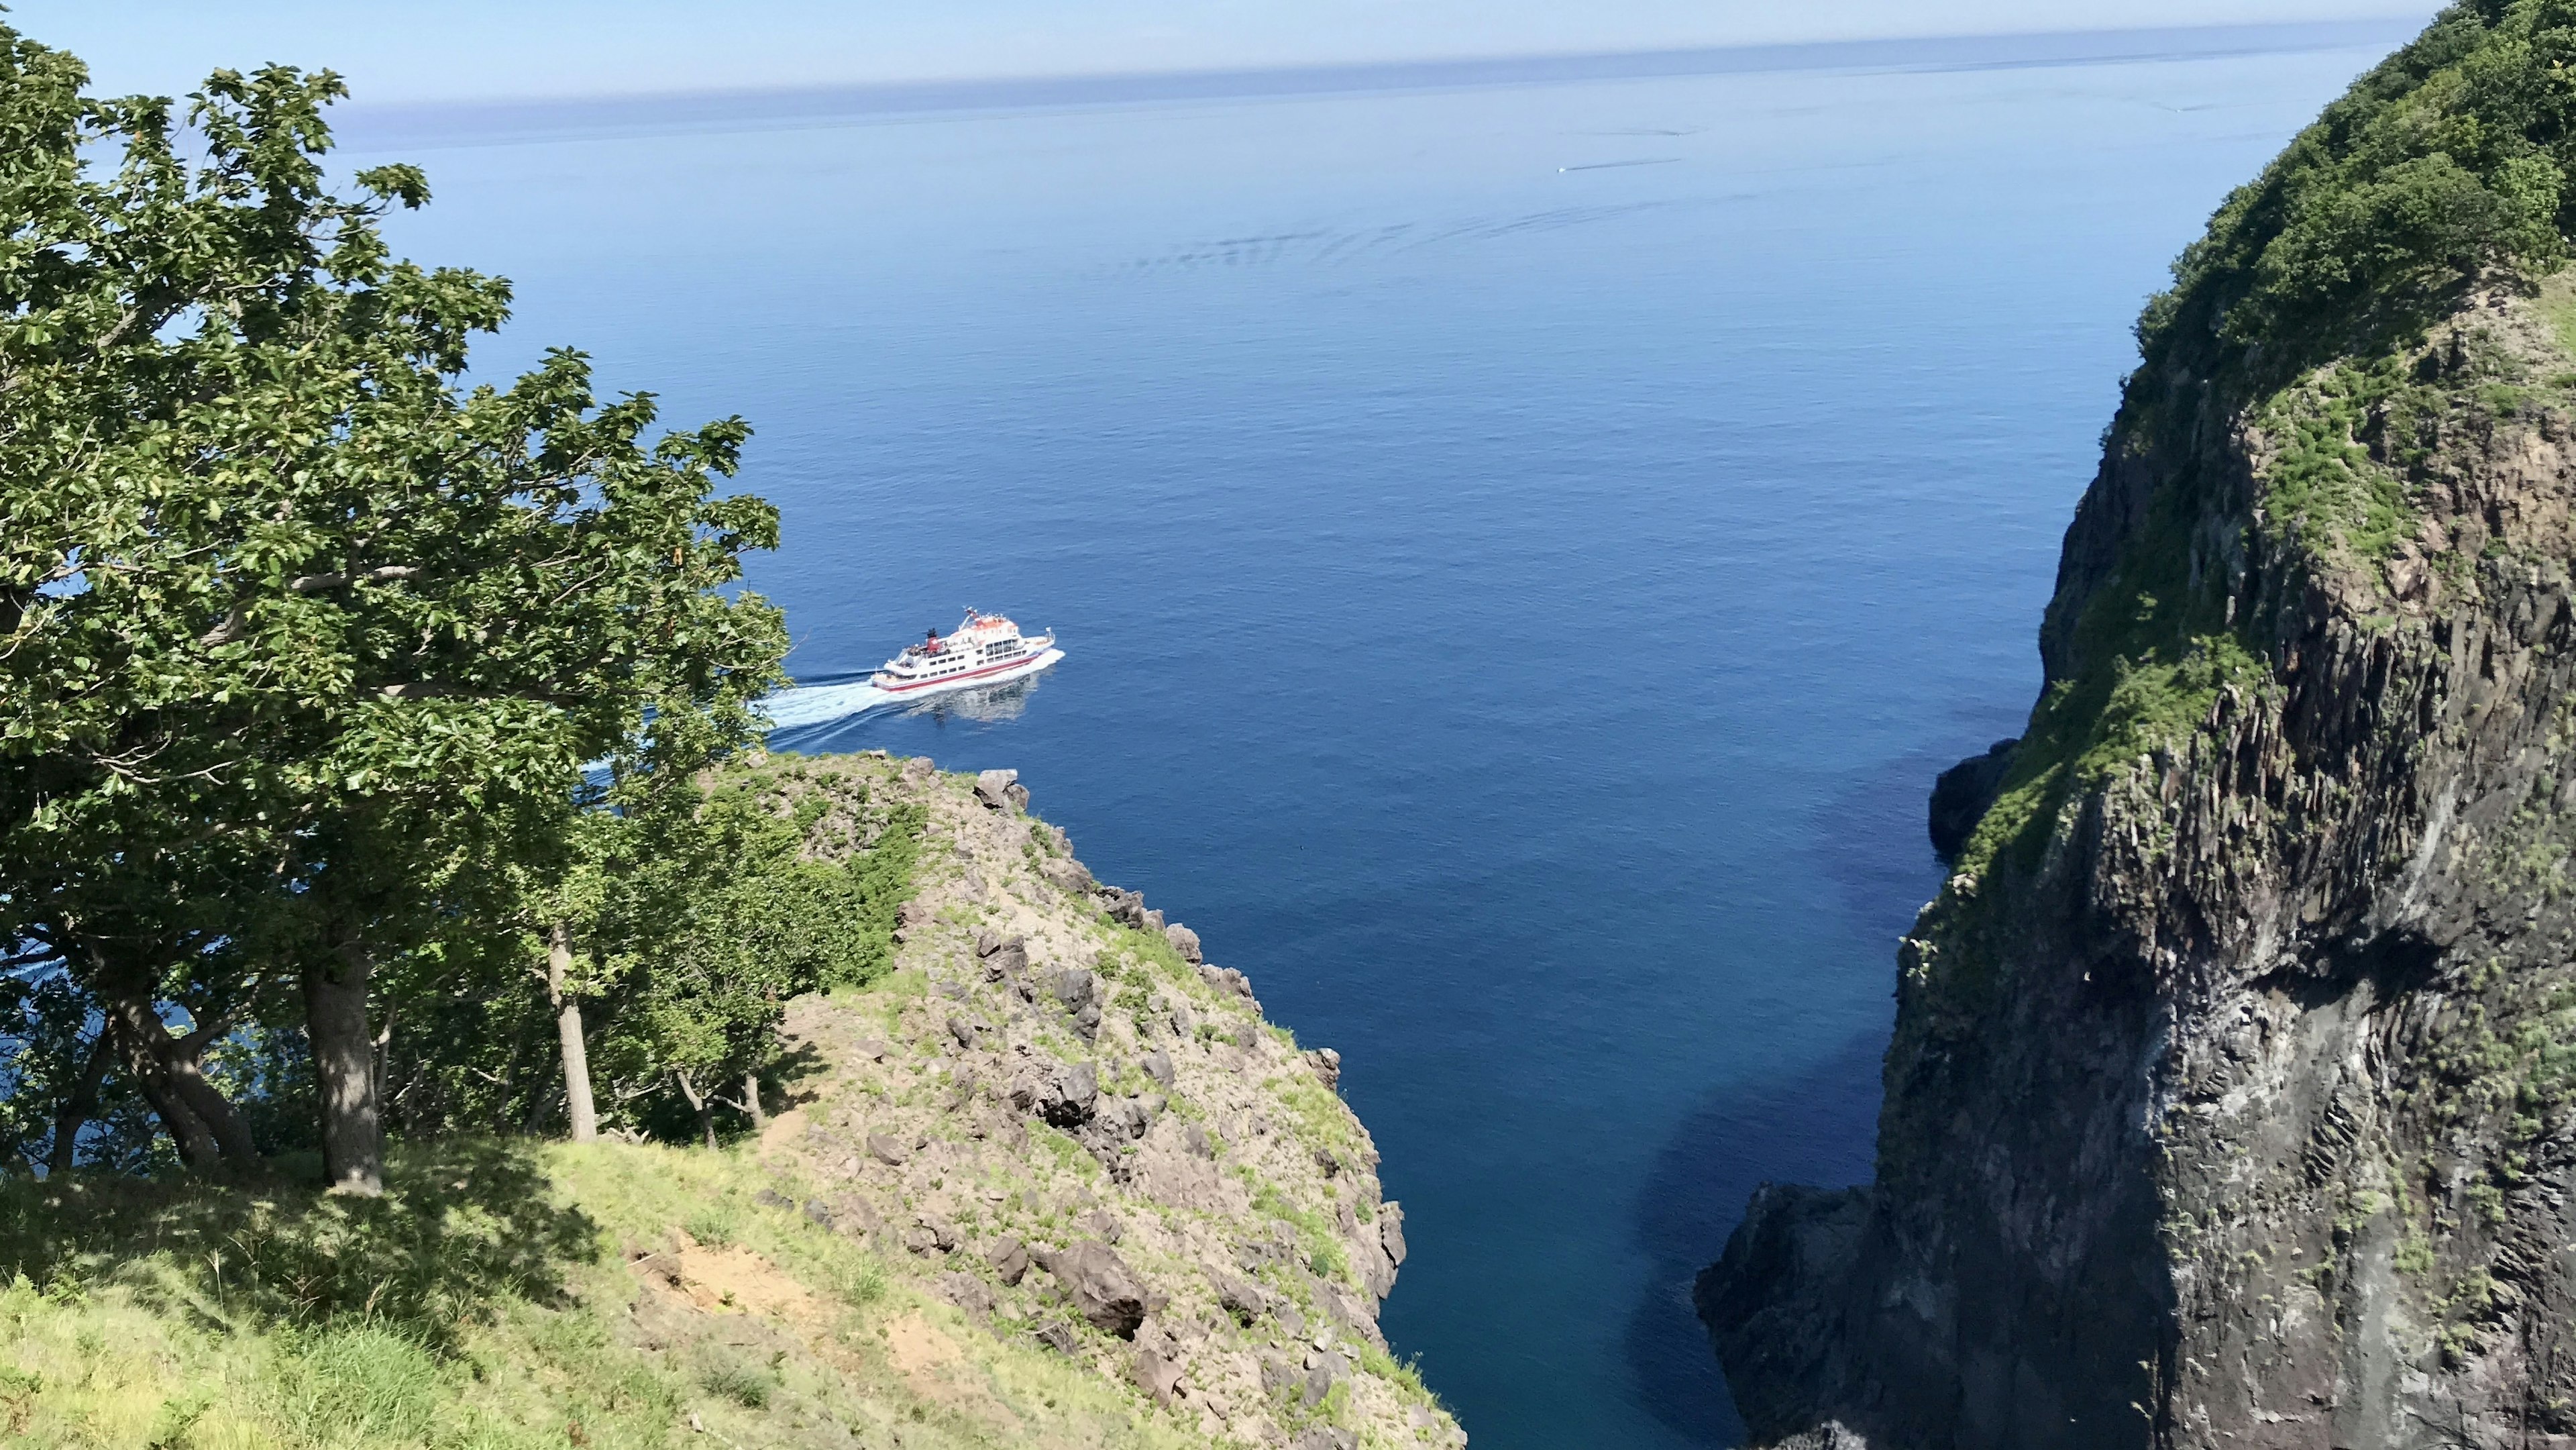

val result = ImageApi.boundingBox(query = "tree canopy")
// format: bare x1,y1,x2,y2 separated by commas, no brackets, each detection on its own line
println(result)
0,25,902,1188
2142,0,2576,382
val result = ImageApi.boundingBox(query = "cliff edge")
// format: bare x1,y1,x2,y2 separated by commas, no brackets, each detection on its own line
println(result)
0,753,1458,1449
1700,7,2576,1445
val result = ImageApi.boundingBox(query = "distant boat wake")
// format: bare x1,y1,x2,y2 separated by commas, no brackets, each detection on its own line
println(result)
757,677,896,730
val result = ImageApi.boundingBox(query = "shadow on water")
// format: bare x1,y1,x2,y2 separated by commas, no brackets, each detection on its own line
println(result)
1623,753,1949,1444
1624,1029,1890,1445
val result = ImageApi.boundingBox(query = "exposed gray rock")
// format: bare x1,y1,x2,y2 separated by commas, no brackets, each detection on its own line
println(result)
973,768,1020,811
1041,857,1095,894
1032,1320,1081,1355
1301,1350,1348,1407
1214,1270,1269,1325
1037,1239,1159,1338
1304,1047,1341,1090
1112,1096,1151,1140
1051,966,1097,1015
1198,964,1258,1006
1133,1344,1184,1407
941,1271,996,1317
977,935,1028,980
1102,888,1151,929
1142,1048,1175,1090
1358,1232,1396,1301
986,1234,1030,1286
865,1133,910,1166
1036,1061,1097,1127
1380,1200,1407,1267
1163,923,1202,963
1049,966,1105,1040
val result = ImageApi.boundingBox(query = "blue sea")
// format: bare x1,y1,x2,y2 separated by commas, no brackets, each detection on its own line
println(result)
351,23,2417,1445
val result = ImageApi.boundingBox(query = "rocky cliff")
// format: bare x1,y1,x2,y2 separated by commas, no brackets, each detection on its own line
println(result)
1698,9,2576,1445
758,753,1457,1449
0,750,1456,1449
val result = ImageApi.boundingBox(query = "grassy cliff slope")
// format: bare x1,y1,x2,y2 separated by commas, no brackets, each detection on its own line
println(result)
1,755,1458,1450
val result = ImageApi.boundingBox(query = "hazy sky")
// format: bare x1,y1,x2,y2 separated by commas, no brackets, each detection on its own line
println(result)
18,1,2442,105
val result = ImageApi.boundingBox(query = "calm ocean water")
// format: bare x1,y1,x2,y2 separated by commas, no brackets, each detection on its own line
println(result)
354,25,2412,1445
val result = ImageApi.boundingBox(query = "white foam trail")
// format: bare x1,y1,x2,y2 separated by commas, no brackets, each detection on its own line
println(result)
757,678,895,729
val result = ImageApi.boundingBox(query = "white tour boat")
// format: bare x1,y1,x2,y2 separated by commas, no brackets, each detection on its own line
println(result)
868,610,1063,698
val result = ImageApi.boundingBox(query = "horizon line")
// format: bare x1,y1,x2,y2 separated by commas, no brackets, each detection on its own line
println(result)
335,16,2425,151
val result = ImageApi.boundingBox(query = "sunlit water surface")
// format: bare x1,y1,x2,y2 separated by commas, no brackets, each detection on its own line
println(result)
357,25,2412,1444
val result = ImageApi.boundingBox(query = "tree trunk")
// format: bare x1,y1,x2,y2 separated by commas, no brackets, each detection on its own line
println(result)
112,1015,219,1170
303,945,383,1195
47,1033,113,1176
674,1068,716,1150
161,1027,259,1167
522,1076,564,1135
81,935,260,1174
547,923,598,1143
104,999,258,1172
741,1071,765,1133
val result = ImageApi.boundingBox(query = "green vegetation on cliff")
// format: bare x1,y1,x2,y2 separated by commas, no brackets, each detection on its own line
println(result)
1933,0,2576,974
0,1139,1208,1449
0,16,907,1184
2142,0,2575,379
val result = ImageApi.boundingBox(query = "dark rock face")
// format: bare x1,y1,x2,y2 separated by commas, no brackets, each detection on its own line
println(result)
1215,1270,1269,1325
973,768,1020,811
1699,276,2576,1448
1102,888,1152,929
1039,1239,1158,1337
1303,1047,1342,1090
986,1234,1030,1286
1134,1343,1184,1406
1927,738,2016,863
1036,1061,1097,1128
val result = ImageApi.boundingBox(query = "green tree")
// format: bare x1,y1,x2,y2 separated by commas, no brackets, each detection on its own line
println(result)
0,32,787,1190
573,768,922,1147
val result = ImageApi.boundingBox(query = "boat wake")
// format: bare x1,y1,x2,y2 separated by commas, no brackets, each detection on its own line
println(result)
758,677,896,729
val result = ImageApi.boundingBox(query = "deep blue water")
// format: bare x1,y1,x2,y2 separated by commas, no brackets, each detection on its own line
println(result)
352,24,2415,1445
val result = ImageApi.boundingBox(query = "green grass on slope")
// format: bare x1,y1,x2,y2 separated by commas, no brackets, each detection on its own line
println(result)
0,1141,1214,1449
